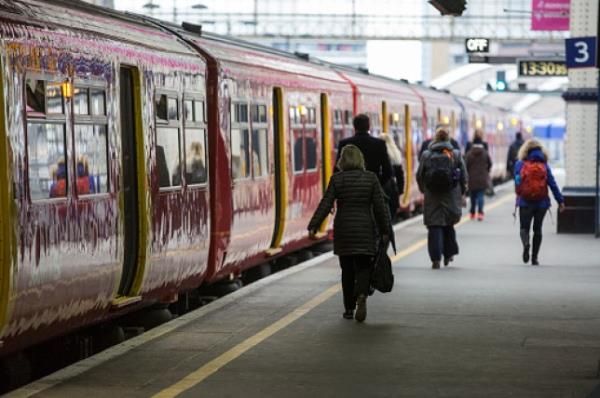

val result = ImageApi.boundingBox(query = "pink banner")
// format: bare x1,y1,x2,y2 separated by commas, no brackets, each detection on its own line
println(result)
531,0,570,31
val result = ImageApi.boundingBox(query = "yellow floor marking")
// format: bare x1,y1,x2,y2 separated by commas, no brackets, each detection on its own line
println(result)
152,193,515,398
152,284,341,398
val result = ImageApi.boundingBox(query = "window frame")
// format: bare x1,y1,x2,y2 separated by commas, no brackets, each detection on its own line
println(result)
24,72,69,203
73,80,110,198
230,99,252,181
155,90,182,192
249,102,269,179
182,93,208,188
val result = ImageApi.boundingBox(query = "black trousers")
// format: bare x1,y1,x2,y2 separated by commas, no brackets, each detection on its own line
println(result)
427,226,459,262
519,206,547,259
339,255,373,311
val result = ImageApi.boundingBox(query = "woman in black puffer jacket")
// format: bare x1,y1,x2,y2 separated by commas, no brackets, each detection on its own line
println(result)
308,145,390,322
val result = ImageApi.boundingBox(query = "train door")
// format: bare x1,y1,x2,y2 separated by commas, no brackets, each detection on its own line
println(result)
269,87,286,252
116,66,142,301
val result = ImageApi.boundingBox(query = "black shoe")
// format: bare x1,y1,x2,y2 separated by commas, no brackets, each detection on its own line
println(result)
522,244,530,264
343,310,354,319
443,256,454,266
355,295,367,322
532,258,539,266
432,261,440,269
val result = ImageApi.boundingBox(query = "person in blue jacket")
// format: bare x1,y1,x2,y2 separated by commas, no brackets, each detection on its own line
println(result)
514,139,565,266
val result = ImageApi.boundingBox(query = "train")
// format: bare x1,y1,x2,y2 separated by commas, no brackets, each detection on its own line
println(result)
0,0,522,360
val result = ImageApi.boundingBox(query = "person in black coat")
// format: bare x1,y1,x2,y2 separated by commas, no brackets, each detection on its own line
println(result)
337,114,392,187
465,129,489,153
308,145,390,322
506,131,524,176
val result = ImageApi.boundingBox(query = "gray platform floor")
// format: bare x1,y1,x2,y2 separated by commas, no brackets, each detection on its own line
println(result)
8,190,600,398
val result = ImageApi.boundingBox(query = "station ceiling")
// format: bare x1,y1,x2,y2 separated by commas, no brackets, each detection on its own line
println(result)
431,64,567,122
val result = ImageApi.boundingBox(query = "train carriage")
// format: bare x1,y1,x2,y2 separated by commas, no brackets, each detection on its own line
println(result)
174,32,355,282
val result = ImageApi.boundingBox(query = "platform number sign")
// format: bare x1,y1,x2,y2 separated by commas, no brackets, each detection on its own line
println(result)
565,37,597,68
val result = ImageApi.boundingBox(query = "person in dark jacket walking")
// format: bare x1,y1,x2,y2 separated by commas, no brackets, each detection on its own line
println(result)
419,128,460,159
417,126,467,269
337,114,392,187
465,129,489,153
465,135,492,221
507,132,524,176
308,145,390,322
514,139,565,266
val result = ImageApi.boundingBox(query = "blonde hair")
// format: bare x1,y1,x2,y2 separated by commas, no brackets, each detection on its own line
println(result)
337,144,365,171
518,138,548,161
474,129,484,141
381,133,403,166
434,124,450,142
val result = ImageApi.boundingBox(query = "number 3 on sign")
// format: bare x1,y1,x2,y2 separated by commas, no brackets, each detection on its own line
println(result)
565,37,597,68
574,41,589,63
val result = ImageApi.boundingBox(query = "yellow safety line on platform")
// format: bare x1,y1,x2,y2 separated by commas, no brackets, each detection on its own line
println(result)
152,192,514,398
152,284,341,398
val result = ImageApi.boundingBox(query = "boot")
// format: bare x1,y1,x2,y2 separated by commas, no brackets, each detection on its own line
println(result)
355,295,367,322
520,229,530,264
532,234,542,266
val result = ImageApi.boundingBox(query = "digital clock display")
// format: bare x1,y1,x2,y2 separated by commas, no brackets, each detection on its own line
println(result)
518,60,567,77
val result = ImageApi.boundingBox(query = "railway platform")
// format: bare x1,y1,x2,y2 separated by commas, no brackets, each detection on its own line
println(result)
8,185,600,398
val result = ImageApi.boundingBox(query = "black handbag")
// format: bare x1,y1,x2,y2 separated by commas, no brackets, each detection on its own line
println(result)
370,240,394,293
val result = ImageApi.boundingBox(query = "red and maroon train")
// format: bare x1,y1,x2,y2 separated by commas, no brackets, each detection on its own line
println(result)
0,0,521,357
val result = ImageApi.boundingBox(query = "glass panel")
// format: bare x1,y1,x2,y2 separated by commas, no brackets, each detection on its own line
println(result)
293,130,304,172
156,95,168,121
231,128,250,179
184,128,207,184
27,123,67,200
308,107,316,124
156,127,181,188
289,106,297,125
236,103,248,123
183,100,193,122
194,100,205,122
25,78,45,114
46,82,64,114
259,105,267,123
90,89,106,116
74,87,89,115
251,128,268,177
251,104,259,123
345,110,353,124
305,130,317,170
168,97,178,120
75,124,109,194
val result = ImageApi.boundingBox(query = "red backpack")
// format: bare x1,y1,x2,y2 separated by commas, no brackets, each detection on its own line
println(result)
517,161,547,200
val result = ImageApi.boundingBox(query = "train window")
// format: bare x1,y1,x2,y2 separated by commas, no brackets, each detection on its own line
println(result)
26,78,45,115
293,130,304,172
307,107,316,124
194,100,205,122
333,110,341,124
231,128,250,179
251,104,267,123
27,123,67,200
90,89,106,116
305,130,317,170
168,98,178,120
234,103,248,123
251,128,268,177
74,124,109,194
156,127,181,188
46,82,64,114
184,128,207,185
183,100,193,122
74,87,89,115
345,110,353,125
156,95,168,122
289,106,298,125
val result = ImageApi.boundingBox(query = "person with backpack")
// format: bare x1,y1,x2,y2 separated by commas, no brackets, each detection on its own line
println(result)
465,133,492,221
308,144,390,322
417,125,467,269
514,139,565,266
